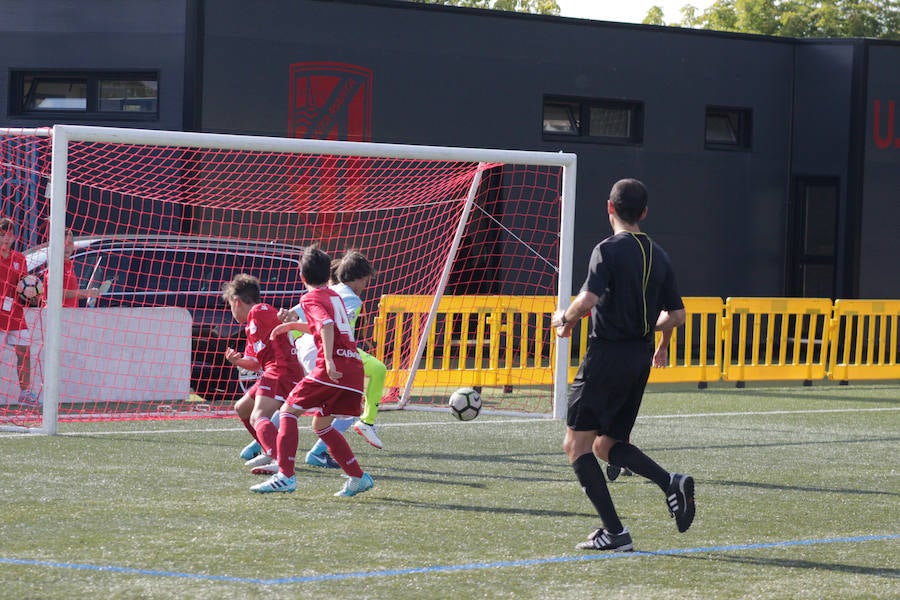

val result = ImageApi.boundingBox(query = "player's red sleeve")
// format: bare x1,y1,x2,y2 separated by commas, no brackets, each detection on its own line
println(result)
302,299,333,333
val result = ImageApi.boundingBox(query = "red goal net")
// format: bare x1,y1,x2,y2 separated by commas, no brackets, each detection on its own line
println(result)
0,127,571,431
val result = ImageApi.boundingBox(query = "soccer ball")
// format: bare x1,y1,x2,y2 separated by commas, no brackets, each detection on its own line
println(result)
448,387,482,421
16,274,43,306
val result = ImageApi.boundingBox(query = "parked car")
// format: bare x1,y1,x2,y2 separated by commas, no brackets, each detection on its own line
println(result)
25,234,306,403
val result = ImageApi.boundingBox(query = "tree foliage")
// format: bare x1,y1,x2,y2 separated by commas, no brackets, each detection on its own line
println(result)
407,0,560,16
645,0,899,39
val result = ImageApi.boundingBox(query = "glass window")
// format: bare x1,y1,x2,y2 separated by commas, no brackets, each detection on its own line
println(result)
542,103,579,135
803,186,837,256
11,70,159,119
705,114,738,144
705,107,752,149
543,96,643,144
589,105,631,138
232,253,302,294
74,250,138,293
99,79,158,113
801,264,835,298
23,76,88,111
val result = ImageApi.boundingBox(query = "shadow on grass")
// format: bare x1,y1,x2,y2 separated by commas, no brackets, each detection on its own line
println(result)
673,551,900,579
372,495,596,519
385,449,564,467
691,386,900,405
646,434,900,456
702,477,900,498
360,464,571,488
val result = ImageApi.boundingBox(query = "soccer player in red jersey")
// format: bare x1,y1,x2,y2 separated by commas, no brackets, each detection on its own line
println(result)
253,245,374,497
222,274,302,475
43,229,100,308
0,218,38,406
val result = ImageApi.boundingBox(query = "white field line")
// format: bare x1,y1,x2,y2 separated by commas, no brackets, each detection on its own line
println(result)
0,405,893,438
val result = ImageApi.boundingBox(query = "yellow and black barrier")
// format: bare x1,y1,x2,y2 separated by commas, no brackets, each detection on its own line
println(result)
828,299,900,382
372,295,557,389
722,297,833,384
372,294,900,388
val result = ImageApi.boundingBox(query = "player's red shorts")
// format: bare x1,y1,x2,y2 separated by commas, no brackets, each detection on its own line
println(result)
247,372,299,402
285,377,364,418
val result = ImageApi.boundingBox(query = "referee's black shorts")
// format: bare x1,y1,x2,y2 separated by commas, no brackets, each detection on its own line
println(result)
566,338,653,440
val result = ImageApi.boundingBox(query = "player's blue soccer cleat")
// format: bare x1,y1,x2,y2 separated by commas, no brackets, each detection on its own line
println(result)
305,450,340,469
250,472,296,493
240,440,262,461
18,390,41,408
334,472,374,497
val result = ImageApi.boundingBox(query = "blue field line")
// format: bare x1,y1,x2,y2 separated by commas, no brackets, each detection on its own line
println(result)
1,534,896,586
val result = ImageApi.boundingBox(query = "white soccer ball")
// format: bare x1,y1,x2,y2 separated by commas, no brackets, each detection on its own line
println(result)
16,274,43,306
448,387,482,421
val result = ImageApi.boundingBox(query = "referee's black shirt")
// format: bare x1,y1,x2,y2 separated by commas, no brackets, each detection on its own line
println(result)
580,231,684,343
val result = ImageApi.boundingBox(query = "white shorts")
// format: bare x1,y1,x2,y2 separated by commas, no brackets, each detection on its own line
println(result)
3,329,32,347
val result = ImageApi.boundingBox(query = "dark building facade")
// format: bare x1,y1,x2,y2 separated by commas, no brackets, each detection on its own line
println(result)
1,0,898,299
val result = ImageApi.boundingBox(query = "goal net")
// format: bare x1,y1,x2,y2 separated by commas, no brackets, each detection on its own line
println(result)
0,125,575,433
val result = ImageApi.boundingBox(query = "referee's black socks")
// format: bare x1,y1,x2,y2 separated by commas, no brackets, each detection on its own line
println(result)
607,442,671,492
572,453,624,534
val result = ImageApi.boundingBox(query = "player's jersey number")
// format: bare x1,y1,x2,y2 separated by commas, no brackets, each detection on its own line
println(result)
331,297,355,341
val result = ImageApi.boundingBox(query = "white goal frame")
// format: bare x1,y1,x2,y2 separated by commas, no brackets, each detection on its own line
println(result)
3,124,576,434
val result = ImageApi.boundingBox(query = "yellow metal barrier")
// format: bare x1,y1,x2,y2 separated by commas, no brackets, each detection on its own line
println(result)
372,295,556,388
374,294,899,389
375,295,724,389
649,297,724,384
722,297,832,383
828,299,900,381
569,297,724,385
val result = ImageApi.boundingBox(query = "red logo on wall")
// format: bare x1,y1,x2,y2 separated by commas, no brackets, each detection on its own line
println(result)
873,99,899,150
288,62,373,141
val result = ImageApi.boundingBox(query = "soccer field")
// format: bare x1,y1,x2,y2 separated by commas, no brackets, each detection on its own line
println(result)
1,383,897,599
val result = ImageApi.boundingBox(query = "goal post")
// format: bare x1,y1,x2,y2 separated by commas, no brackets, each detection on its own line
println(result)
0,124,576,434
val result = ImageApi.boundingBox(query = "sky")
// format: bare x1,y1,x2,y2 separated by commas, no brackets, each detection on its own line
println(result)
555,0,716,24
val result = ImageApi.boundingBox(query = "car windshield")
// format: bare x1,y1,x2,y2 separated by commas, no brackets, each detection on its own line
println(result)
71,248,301,295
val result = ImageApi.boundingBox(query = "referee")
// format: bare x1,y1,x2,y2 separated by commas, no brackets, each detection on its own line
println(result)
551,178,695,551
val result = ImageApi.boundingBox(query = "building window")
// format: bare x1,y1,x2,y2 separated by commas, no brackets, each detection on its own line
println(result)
11,71,159,119
705,106,752,150
542,101,580,136
543,96,643,144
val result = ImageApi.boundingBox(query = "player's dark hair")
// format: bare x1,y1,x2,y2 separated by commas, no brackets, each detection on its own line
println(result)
335,250,374,284
222,273,261,305
609,179,648,225
300,245,332,286
0,217,14,234
329,258,341,285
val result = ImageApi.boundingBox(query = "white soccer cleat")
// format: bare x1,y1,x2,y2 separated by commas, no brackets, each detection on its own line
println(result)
245,453,275,468
353,421,383,449
250,472,296,494
250,462,279,475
